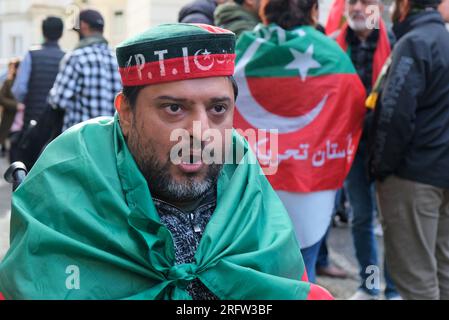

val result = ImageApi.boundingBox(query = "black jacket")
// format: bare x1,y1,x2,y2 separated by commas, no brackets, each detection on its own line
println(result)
24,42,64,126
368,10,449,189
178,0,216,25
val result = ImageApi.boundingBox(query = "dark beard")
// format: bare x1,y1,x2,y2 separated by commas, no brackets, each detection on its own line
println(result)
126,123,223,203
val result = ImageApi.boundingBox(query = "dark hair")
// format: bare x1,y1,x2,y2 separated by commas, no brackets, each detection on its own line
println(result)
42,16,64,41
122,76,239,110
410,0,440,10
260,0,318,30
234,0,245,4
88,24,104,33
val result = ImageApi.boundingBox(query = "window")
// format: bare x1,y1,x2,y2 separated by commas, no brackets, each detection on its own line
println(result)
10,35,23,56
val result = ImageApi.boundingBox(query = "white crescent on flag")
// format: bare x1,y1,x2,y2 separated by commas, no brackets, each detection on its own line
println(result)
235,38,328,134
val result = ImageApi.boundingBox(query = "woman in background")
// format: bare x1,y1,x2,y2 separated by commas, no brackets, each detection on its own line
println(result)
0,58,22,159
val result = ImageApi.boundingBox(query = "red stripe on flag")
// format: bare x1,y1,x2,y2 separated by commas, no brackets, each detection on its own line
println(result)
119,54,235,86
234,73,366,192
325,0,346,36
191,23,234,34
246,75,350,117
0,292,5,300
307,284,334,300
301,269,309,282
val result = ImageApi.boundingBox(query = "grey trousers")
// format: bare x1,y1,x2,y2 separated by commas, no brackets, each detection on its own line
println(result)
376,175,449,300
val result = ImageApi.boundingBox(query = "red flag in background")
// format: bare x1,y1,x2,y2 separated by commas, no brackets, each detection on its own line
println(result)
234,25,366,193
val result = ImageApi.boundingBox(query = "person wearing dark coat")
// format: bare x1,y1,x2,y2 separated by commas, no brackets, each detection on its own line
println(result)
368,0,449,300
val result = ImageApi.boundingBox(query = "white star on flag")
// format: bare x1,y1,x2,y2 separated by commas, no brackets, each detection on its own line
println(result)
285,45,321,82
202,49,211,59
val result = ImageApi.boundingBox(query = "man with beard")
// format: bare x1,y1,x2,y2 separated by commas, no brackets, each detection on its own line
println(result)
0,23,332,300
368,0,449,300
327,0,399,300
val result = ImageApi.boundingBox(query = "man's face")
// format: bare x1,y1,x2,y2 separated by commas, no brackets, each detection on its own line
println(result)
439,0,449,23
346,0,381,32
119,77,235,202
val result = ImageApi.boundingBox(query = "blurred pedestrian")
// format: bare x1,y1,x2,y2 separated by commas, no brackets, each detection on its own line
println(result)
233,0,366,283
369,0,449,300
10,16,65,169
48,9,121,132
327,0,400,300
214,0,261,37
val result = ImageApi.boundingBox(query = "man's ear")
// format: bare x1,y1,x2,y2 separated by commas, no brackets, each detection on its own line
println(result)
311,3,319,26
115,92,133,137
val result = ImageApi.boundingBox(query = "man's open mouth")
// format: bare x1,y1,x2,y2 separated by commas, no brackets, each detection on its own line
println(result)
178,152,204,173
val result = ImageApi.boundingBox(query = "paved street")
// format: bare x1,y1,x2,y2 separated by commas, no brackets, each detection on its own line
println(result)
0,155,387,299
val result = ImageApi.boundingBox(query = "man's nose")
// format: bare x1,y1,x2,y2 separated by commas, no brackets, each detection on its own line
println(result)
187,108,211,143
353,0,364,11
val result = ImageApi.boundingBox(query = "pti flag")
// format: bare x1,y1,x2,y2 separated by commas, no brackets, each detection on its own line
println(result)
233,24,366,192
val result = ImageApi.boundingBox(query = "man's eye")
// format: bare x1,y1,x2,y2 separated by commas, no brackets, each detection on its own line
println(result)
164,104,182,114
211,105,227,115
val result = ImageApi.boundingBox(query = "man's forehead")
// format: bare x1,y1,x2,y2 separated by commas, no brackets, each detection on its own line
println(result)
141,77,234,99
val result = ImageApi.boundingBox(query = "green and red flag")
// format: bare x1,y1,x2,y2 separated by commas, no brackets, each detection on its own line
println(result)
233,24,366,192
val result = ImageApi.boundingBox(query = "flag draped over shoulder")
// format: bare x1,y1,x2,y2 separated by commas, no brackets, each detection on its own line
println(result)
233,24,366,192
0,114,332,300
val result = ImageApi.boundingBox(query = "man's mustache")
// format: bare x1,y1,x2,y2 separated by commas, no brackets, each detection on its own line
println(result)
350,12,367,19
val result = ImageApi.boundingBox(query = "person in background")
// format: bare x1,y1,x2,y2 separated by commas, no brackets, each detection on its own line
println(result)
0,23,332,301
179,0,229,24
48,9,121,132
369,0,449,300
233,0,366,283
0,59,21,158
326,0,400,300
214,0,261,37
10,16,65,169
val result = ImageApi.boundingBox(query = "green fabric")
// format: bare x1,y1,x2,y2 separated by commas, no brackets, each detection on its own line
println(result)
235,24,356,78
214,3,260,38
0,114,315,300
